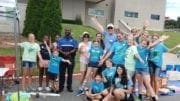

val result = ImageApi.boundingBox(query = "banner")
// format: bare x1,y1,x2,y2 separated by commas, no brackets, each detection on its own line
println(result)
0,0,16,8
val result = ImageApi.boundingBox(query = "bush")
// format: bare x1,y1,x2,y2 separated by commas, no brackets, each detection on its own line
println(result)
23,0,62,40
38,0,62,40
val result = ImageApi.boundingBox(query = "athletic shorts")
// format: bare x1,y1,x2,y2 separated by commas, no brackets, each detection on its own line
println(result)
48,72,58,80
127,70,135,80
80,62,87,72
148,61,161,77
22,61,36,68
136,68,149,76
88,61,99,68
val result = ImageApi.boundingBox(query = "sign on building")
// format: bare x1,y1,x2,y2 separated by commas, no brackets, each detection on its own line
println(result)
88,8,104,17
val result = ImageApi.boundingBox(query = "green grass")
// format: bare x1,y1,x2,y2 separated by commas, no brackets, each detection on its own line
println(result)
149,31,180,53
0,23,98,75
1,24,180,75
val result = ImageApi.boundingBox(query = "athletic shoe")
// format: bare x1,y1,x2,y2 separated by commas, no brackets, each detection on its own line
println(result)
45,87,51,92
76,89,84,96
38,87,43,91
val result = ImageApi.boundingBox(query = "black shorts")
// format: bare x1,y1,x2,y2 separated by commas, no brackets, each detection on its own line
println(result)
88,61,99,68
48,72,57,80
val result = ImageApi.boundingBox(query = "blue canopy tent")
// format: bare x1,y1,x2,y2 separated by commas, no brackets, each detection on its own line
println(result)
0,0,21,101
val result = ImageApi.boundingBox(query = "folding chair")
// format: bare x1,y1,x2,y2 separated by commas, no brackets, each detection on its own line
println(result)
0,56,16,86
174,64,180,72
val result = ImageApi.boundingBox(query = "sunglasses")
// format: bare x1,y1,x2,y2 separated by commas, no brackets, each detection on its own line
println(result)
83,35,89,38
107,27,113,29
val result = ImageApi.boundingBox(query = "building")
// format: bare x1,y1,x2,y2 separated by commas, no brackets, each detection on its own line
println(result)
0,0,166,33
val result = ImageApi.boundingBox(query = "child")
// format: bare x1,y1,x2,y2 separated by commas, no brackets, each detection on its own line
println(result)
135,40,157,100
76,40,103,96
101,59,116,98
125,37,144,80
104,65,133,101
47,48,71,93
38,35,51,91
85,74,104,101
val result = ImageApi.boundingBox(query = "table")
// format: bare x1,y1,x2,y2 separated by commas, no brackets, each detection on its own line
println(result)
0,68,9,96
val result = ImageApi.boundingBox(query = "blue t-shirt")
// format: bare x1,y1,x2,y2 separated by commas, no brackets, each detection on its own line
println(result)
113,77,133,89
103,31,117,51
90,80,104,94
149,43,168,67
48,55,62,74
57,36,78,58
89,46,103,62
110,40,128,65
102,67,116,87
135,45,149,69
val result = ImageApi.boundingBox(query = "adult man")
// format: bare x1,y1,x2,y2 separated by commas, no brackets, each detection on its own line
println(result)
91,17,117,53
57,28,78,92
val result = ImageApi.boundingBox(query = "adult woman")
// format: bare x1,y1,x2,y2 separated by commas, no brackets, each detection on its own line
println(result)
78,32,91,84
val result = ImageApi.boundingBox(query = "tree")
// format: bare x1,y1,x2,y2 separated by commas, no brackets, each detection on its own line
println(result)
176,17,180,28
164,19,177,29
23,0,45,38
38,0,62,40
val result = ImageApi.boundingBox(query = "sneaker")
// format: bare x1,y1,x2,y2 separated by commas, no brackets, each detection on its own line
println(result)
76,89,84,96
45,87,51,92
38,87,43,91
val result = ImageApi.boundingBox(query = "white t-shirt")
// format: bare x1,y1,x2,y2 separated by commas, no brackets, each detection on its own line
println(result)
78,41,91,64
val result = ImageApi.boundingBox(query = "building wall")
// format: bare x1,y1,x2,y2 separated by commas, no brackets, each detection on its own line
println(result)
0,3,26,33
114,0,166,31
85,0,115,29
62,0,85,24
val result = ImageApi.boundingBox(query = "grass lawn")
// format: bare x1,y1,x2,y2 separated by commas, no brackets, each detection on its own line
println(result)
0,23,98,75
0,24,180,75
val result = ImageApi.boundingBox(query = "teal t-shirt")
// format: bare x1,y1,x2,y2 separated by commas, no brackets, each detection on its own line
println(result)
135,45,149,69
149,43,168,67
89,46,103,62
110,41,128,65
113,77,133,89
48,55,62,74
102,67,116,88
90,80,104,94
125,46,138,71
19,42,40,62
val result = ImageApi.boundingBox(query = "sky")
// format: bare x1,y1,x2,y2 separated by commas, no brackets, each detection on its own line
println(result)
166,0,180,20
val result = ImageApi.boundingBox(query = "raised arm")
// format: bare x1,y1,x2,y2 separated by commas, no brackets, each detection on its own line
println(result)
99,51,112,66
148,35,169,49
91,17,104,33
168,44,180,53
5,42,21,46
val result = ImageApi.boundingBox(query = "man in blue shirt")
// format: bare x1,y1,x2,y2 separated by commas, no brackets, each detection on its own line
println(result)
57,28,78,92
99,33,128,67
91,17,117,52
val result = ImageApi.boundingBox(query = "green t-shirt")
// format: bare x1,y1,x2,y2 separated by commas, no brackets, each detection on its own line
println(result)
125,46,138,71
19,42,40,62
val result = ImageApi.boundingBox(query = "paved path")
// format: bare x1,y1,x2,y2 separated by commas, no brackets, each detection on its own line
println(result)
2,77,180,101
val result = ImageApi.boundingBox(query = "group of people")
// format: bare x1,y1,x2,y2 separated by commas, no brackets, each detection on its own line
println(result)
5,17,180,101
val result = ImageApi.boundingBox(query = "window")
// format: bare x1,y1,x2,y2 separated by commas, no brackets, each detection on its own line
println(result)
88,8,104,17
151,14,160,20
124,11,138,18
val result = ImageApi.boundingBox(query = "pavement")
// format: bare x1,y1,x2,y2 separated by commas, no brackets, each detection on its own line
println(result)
1,77,180,101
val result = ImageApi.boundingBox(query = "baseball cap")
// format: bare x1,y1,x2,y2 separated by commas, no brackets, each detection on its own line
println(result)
107,23,114,28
